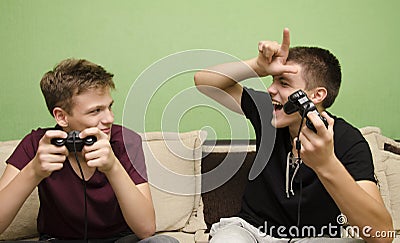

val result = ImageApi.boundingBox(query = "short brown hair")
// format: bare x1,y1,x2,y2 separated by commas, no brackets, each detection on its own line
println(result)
40,58,115,116
287,47,341,109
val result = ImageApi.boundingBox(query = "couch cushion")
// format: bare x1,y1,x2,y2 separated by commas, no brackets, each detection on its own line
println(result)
360,126,400,231
0,140,40,240
140,130,207,233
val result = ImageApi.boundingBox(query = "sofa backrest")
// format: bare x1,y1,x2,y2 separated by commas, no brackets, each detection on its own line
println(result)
201,141,256,230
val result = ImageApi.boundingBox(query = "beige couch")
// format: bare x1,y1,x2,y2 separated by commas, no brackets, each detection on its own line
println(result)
0,127,399,242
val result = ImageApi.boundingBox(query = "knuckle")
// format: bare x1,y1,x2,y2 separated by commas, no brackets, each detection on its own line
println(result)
307,146,316,154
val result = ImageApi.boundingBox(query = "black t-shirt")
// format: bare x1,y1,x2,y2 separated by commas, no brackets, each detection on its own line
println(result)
237,87,376,238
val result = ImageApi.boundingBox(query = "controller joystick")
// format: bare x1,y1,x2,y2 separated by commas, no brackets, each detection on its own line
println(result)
51,131,97,152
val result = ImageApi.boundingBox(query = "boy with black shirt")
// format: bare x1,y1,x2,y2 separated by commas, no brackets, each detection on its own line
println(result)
194,29,393,242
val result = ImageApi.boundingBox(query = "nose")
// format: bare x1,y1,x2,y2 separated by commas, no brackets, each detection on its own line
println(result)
267,81,278,95
102,108,114,125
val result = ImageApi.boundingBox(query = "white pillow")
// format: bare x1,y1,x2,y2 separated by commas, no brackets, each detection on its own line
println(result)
140,130,207,233
360,127,400,231
0,140,39,240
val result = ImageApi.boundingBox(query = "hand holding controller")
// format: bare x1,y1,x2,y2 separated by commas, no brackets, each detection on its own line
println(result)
283,90,328,133
305,110,328,133
51,131,97,152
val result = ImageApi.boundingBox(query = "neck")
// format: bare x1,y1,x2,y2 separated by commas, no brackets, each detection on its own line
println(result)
288,118,303,141
68,153,96,181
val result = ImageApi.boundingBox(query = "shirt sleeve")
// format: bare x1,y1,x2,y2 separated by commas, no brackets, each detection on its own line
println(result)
241,87,274,133
112,126,148,184
333,119,377,183
6,129,44,170
241,87,258,121
342,141,376,182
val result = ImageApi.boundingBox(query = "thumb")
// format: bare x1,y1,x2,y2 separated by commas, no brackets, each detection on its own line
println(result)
280,64,298,75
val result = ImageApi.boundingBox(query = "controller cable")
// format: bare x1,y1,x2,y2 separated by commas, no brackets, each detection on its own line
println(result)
295,109,306,229
72,136,88,242
288,109,306,243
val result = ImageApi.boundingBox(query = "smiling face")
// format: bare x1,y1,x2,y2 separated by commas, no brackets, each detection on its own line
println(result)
268,63,307,130
63,87,114,139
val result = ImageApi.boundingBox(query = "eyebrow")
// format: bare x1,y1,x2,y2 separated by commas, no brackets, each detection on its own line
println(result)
273,75,292,82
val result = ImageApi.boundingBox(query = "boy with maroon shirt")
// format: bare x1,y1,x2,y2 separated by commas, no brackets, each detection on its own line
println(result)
0,59,177,242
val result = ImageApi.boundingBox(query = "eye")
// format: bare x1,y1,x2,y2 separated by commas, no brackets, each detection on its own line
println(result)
280,80,289,87
272,77,290,87
91,108,102,114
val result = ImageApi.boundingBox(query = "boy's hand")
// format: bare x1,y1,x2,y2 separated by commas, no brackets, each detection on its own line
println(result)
255,28,298,76
33,130,68,179
80,127,118,173
297,111,336,171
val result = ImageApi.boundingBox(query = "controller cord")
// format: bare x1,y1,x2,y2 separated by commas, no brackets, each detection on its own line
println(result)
288,109,306,243
72,138,88,242
296,109,306,231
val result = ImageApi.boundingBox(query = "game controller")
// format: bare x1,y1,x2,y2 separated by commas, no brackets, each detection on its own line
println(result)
283,90,328,133
51,131,97,152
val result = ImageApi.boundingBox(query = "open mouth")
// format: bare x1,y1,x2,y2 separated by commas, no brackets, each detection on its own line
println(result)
272,100,283,111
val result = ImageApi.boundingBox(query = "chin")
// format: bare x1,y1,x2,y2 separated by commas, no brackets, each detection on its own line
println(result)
271,121,284,129
271,118,283,128
271,119,277,128
271,117,291,129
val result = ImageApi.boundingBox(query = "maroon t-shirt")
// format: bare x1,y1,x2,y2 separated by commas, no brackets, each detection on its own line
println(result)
6,124,148,239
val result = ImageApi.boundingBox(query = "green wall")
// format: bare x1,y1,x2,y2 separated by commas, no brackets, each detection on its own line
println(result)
1,0,399,141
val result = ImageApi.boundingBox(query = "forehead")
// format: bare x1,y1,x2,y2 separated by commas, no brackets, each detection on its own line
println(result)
72,87,112,106
273,63,304,83
76,86,110,97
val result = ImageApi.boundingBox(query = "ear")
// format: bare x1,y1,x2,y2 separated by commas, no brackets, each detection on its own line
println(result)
53,107,69,128
309,87,327,108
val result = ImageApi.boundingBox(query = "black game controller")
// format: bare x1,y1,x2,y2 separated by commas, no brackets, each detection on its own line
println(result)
51,131,97,152
283,90,328,133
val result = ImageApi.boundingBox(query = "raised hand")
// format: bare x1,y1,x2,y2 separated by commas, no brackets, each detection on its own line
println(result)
255,28,298,77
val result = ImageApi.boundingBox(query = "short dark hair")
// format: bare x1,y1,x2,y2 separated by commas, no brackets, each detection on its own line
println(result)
40,58,115,116
287,47,341,109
